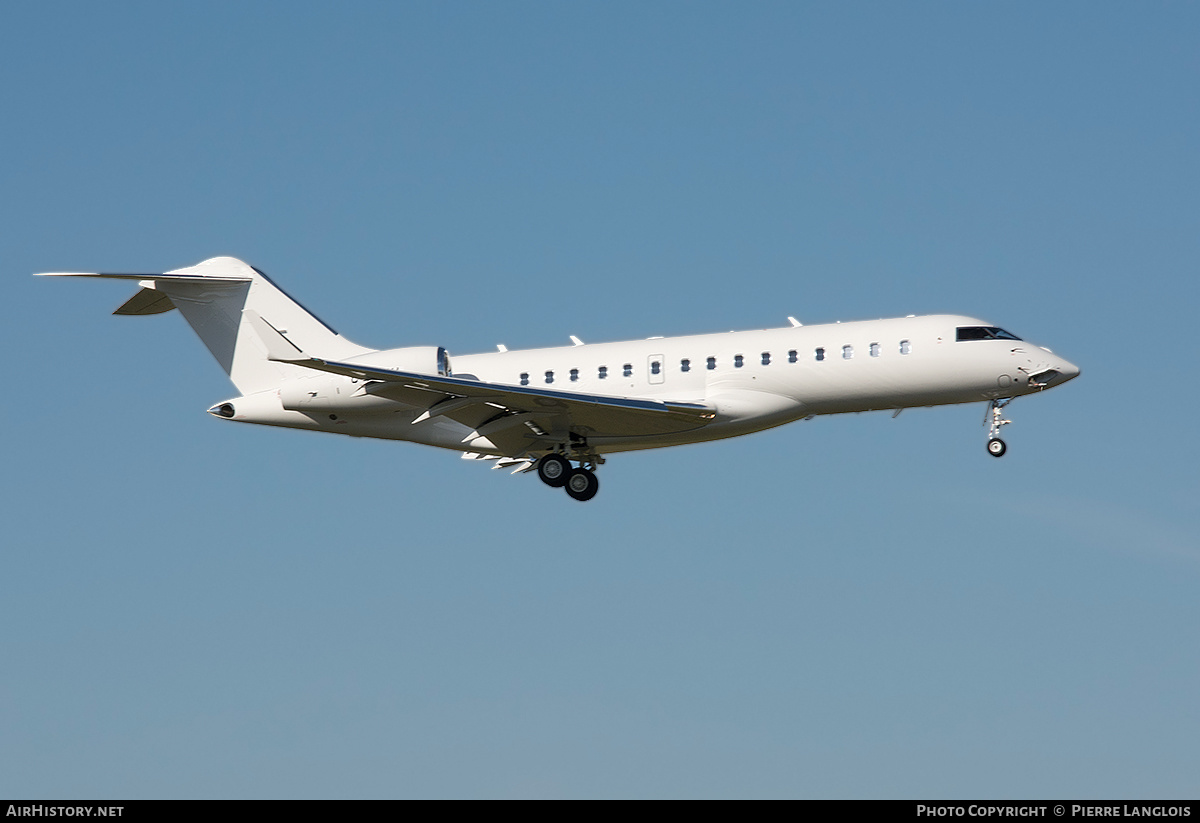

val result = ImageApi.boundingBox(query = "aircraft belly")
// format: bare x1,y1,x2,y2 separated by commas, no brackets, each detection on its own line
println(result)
791,355,1010,414
589,416,804,452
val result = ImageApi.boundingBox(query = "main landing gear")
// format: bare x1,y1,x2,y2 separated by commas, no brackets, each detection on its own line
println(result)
985,397,1013,458
536,453,601,501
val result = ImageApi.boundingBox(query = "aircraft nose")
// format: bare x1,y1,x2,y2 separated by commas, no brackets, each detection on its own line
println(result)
1026,356,1080,390
1058,358,1081,383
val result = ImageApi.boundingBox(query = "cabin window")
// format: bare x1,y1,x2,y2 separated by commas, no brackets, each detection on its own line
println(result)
788,349,797,363
707,357,716,370
520,372,529,386
956,326,1022,342
842,345,853,359
870,342,880,358
570,368,579,382
598,366,608,379
545,370,554,384
681,358,691,372
815,348,825,362
900,340,911,355
761,352,771,365
623,363,633,377
650,360,661,375
734,355,744,368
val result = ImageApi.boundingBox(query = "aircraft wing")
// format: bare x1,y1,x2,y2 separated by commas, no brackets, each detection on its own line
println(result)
245,312,716,453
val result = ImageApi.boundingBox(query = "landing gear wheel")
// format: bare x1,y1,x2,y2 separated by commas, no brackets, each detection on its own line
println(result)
564,467,600,501
987,438,1007,458
537,454,571,487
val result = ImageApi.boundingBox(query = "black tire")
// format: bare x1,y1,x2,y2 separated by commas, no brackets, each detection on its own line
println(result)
537,454,571,487
564,467,600,501
987,438,1007,458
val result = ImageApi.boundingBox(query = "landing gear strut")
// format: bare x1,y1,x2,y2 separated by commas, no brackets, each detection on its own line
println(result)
986,398,1013,458
536,452,602,501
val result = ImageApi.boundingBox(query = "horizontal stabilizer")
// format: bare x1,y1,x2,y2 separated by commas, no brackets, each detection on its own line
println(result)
38,256,256,284
36,272,252,284
114,287,176,315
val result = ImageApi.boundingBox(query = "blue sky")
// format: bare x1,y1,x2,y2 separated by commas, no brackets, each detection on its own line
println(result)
3,1,1198,798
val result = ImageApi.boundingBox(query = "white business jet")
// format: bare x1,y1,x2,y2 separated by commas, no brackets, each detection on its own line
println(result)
39,256,1079,501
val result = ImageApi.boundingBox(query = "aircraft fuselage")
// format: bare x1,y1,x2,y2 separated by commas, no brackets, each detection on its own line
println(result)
221,313,1079,455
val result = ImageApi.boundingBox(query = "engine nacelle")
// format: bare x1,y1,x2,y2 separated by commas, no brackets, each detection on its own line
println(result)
279,373,358,411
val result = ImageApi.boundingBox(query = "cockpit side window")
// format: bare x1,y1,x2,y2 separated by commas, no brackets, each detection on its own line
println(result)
956,326,1022,342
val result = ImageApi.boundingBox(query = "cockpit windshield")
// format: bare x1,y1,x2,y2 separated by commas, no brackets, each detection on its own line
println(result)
956,326,1022,342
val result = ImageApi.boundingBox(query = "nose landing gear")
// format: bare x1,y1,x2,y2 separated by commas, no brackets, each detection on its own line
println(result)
985,397,1013,458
